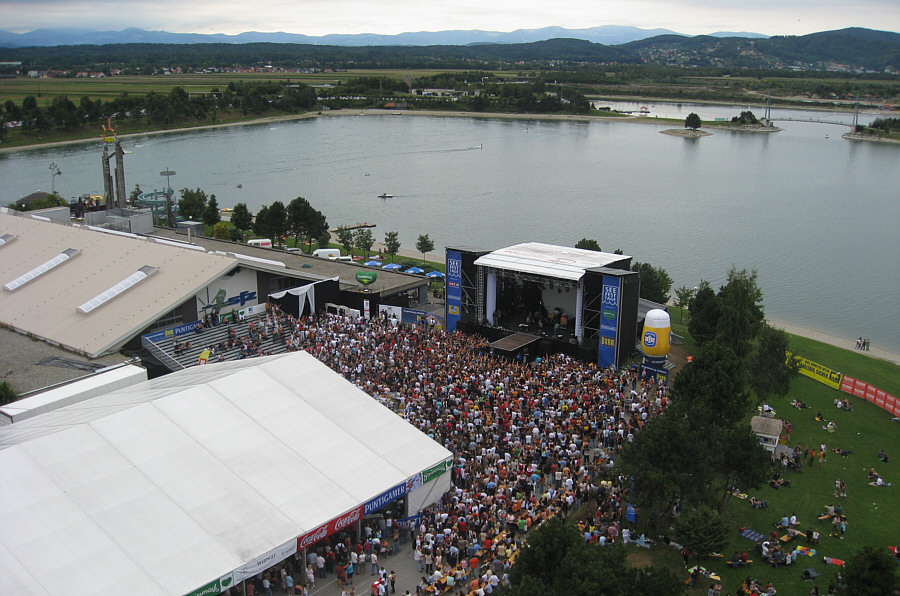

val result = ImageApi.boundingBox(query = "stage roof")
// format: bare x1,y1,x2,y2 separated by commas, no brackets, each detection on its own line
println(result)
474,242,631,281
0,352,452,596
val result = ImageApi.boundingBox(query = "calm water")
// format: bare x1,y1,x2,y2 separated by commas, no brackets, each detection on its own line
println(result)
3,104,899,353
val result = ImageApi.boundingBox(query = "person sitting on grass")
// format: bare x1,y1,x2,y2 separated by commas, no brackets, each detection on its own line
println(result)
831,447,851,457
878,449,889,463
750,496,768,509
815,411,825,422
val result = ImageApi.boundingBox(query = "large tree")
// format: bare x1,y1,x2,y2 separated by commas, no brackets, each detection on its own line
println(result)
177,187,208,221
354,228,375,257
836,545,900,596
632,261,673,305
416,233,434,263
674,505,729,565
253,204,272,239
336,226,354,256
748,324,799,402
230,202,253,240
287,196,329,252
384,231,401,262
688,280,719,345
508,518,685,596
685,112,702,130
266,200,289,245
201,194,220,229
716,267,765,359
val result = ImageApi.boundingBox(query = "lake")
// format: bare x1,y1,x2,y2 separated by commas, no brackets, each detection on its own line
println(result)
2,103,899,353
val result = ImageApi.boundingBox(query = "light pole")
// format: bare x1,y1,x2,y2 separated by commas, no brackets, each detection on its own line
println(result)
49,162,62,196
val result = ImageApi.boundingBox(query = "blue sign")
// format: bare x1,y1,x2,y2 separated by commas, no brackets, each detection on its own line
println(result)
643,331,657,347
401,308,429,326
626,503,637,523
446,250,463,332
142,321,200,344
598,276,620,368
364,482,410,515
200,290,257,312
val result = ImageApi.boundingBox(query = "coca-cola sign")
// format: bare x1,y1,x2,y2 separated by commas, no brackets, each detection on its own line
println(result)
297,524,328,550
331,506,363,532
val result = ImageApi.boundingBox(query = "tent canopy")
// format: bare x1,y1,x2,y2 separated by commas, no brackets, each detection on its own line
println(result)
0,352,451,596
474,242,631,281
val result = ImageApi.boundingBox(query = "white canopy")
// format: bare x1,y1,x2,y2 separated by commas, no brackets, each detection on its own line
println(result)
0,352,452,596
474,242,630,281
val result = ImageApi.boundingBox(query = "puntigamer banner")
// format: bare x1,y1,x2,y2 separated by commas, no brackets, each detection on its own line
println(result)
787,353,842,390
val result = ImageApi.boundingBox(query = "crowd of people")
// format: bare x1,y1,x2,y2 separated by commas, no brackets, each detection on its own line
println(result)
228,304,670,596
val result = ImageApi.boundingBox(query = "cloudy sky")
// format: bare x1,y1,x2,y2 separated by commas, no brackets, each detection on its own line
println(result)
1,0,898,37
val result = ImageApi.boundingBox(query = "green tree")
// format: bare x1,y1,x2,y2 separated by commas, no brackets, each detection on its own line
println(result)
253,204,272,239
685,112,702,130
384,231,401,262
508,518,684,596
231,202,253,240
674,505,730,565
575,238,601,251
267,200,289,245
836,545,900,596
316,231,331,250
673,285,696,322
688,281,719,345
716,267,764,359
0,380,17,406
354,228,375,258
288,196,312,248
177,187,208,221
212,222,230,240
201,194,220,229
748,324,799,402
336,226,354,256
416,233,435,263
632,261,673,304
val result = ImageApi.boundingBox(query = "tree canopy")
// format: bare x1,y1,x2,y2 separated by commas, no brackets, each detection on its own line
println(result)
416,233,435,263
384,231,401,262
575,238,602,251
631,261,673,304
177,187,208,221
685,112,702,130
230,203,253,238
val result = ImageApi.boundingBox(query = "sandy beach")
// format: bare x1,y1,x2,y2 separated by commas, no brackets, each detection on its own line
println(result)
767,319,900,366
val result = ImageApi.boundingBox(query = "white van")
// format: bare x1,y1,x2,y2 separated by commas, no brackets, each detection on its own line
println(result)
247,238,273,248
312,248,341,259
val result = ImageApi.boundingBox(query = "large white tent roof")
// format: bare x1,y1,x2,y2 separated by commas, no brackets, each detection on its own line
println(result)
0,352,452,596
474,242,631,281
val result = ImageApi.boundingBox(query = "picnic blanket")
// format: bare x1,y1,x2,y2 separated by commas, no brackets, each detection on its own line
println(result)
794,546,816,557
740,528,765,543
824,556,845,566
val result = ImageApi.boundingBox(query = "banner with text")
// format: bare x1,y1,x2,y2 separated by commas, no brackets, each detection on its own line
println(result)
598,276,621,368
297,505,364,551
422,459,453,484
233,539,297,583
446,250,462,332
364,481,409,515
787,353,842,390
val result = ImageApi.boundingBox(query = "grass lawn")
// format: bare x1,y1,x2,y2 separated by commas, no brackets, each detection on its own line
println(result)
635,331,900,595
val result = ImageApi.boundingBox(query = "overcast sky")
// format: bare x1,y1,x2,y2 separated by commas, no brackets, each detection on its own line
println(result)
2,0,898,37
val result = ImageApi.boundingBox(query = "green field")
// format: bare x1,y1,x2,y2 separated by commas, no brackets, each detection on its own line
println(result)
635,321,900,595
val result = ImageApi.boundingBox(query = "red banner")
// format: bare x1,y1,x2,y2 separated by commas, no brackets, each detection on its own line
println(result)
840,376,900,416
297,505,363,551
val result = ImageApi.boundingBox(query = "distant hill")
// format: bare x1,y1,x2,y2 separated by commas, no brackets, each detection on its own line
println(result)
621,27,899,70
0,27,895,72
0,25,764,48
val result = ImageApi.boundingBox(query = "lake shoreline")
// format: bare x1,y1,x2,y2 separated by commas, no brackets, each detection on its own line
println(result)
5,101,893,154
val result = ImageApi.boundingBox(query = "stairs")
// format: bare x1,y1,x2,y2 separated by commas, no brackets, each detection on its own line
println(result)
148,313,290,371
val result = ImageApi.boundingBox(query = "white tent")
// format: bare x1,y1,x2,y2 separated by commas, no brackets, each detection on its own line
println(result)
0,352,452,596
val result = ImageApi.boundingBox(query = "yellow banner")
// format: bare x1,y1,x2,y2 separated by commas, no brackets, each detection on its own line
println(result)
787,352,842,390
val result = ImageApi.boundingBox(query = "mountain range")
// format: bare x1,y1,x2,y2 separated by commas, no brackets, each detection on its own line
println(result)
0,25,769,48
